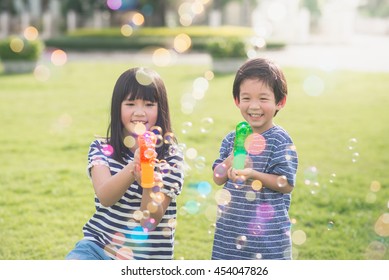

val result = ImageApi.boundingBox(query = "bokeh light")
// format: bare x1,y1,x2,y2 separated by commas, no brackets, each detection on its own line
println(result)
215,189,231,206
107,0,122,10
120,24,133,37
374,213,389,237
174,33,192,53
10,37,24,53
245,133,266,155
132,12,145,26
23,26,39,41
152,48,172,67
51,49,67,66
34,65,51,82
292,230,307,245
303,75,325,96
135,68,153,86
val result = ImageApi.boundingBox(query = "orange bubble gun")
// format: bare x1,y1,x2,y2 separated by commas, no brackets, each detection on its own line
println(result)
138,131,157,188
233,121,253,170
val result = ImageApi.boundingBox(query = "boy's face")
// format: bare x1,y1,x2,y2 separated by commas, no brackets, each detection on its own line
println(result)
235,78,285,134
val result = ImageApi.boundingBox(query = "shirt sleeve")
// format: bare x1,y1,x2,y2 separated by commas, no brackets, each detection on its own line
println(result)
267,138,298,187
86,140,110,179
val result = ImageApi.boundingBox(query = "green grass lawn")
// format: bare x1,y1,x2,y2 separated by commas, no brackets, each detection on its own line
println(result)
0,59,388,260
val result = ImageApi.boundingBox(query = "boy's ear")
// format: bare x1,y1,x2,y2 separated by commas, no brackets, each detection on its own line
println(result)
234,97,240,107
276,96,287,110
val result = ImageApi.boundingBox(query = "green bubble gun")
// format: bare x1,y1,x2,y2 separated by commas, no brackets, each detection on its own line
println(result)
233,121,253,169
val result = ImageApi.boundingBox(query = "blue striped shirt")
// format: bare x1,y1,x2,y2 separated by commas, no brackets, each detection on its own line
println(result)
82,139,184,260
212,126,298,260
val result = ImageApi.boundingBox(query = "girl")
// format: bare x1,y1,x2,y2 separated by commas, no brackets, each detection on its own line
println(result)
66,67,184,260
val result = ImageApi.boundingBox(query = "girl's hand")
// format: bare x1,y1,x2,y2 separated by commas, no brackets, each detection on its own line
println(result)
131,148,141,183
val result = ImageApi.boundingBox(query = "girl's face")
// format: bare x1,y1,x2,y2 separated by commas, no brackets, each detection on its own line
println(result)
236,78,285,134
121,98,158,136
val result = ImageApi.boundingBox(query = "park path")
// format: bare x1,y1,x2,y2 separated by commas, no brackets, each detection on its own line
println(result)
66,34,389,72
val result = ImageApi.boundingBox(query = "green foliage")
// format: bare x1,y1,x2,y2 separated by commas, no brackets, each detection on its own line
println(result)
206,38,247,58
0,37,44,61
45,26,256,51
1,61,388,260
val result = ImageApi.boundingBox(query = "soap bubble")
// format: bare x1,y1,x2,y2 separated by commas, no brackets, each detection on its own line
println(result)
200,117,214,133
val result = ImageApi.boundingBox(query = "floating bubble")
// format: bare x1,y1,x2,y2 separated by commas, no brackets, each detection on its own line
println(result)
147,201,159,213
144,148,157,159
204,70,214,80
185,200,200,214
10,37,24,53
123,135,136,149
120,24,133,37
152,48,171,67
200,117,214,133
351,152,359,163
366,189,377,203
304,166,318,185
133,210,143,220
194,156,206,170
101,144,114,156
254,253,262,259
370,181,381,192
256,203,275,222
168,145,179,156
163,132,175,145
185,147,198,160
168,218,177,228
235,235,247,250
303,75,325,97
197,181,212,197
251,180,263,191
51,49,67,66
142,210,150,219
150,126,162,135
23,26,39,41
245,191,256,201
135,69,153,86
34,64,51,82
348,138,358,150
245,133,266,155
277,175,288,187
365,241,386,259
158,160,171,175
329,173,336,184
374,213,389,237
214,163,227,178
292,230,306,245
174,33,191,53
116,247,134,260
215,189,231,206
181,121,193,134
193,77,209,92
112,232,125,245
180,92,196,114
327,221,334,230
133,122,146,135
162,227,172,237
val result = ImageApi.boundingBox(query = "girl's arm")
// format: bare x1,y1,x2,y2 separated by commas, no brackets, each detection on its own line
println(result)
231,168,293,193
91,162,137,207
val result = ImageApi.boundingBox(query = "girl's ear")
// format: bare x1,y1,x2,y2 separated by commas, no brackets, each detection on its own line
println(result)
276,96,286,110
234,97,240,107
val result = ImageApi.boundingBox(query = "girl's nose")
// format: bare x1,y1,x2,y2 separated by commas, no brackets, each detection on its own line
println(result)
133,106,146,116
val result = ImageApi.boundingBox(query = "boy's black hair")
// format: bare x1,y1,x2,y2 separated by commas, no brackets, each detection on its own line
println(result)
233,58,288,106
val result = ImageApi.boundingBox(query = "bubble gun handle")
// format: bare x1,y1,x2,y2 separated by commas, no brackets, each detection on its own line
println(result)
233,121,253,170
138,131,157,188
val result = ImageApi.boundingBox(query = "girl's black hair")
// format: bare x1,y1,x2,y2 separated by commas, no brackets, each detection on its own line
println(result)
233,58,288,110
106,67,173,164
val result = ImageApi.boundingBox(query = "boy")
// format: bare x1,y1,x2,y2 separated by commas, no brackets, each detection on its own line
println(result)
212,58,298,259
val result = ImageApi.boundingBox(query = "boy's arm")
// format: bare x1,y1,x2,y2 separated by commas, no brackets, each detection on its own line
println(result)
233,168,294,193
213,154,233,185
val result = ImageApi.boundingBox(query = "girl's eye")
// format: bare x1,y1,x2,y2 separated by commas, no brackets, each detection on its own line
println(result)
146,102,156,106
